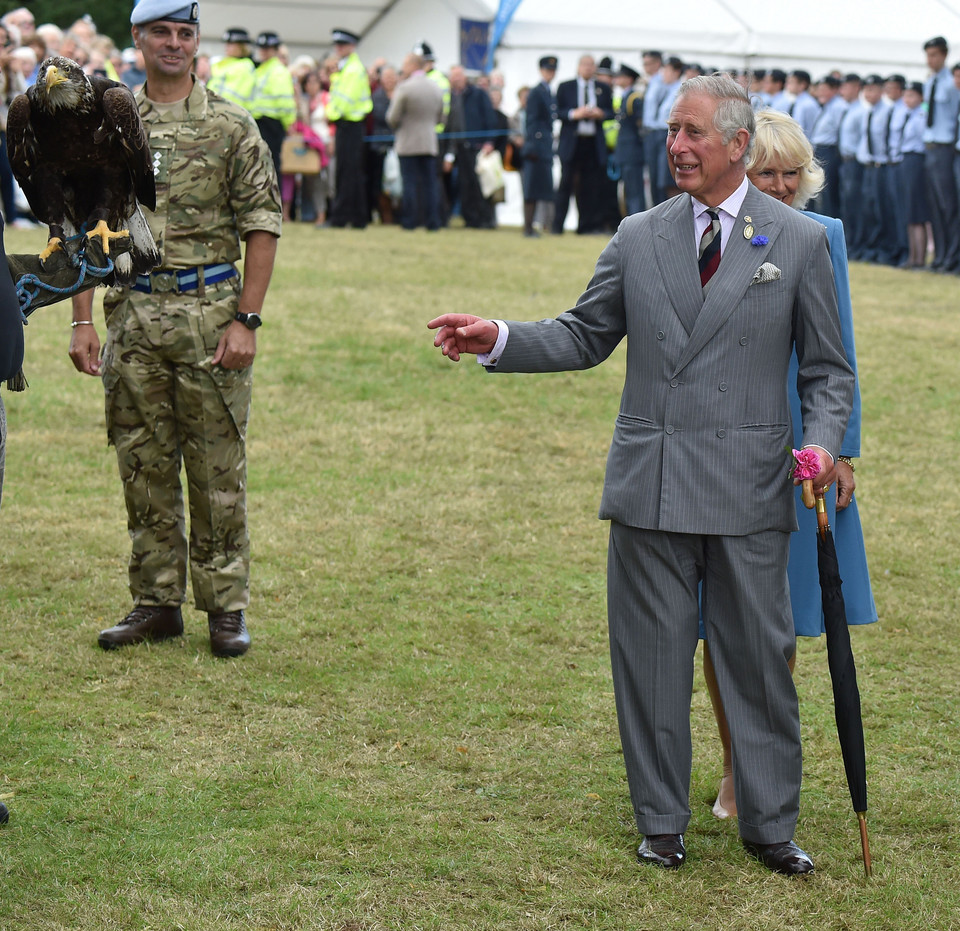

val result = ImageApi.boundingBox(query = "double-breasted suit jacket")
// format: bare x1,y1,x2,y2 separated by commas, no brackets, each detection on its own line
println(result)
491,184,855,535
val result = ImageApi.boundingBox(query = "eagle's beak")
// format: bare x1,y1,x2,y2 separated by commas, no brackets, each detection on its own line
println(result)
45,65,67,89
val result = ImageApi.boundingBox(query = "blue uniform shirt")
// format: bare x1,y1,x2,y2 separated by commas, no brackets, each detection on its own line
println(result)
887,98,909,162
641,72,664,128
923,67,960,144
900,105,927,154
857,100,893,164
790,90,821,139
839,99,865,158
810,95,848,146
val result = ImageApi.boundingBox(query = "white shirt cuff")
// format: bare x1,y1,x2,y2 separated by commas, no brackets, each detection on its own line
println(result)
476,320,509,367
801,444,834,466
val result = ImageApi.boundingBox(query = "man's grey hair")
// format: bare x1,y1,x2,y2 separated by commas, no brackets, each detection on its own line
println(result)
675,73,755,152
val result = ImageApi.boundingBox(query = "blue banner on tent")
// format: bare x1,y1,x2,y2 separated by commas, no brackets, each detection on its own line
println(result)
460,19,489,71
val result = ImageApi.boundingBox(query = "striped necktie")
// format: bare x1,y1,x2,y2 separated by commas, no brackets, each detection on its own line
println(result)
698,209,721,287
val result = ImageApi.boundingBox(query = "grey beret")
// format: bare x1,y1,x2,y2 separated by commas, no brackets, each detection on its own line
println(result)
131,1,199,26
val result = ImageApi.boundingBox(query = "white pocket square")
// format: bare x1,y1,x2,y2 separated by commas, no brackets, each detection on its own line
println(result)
751,262,781,285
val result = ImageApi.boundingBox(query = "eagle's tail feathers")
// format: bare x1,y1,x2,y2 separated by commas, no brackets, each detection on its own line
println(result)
110,207,160,287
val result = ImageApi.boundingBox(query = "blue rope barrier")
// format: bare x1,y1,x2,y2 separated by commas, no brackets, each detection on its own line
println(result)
363,127,515,144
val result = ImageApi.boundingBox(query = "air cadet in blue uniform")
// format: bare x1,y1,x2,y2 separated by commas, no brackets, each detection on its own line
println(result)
838,73,866,260
613,64,644,215
885,74,909,266
857,75,897,265
809,74,846,217
521,55,557,237
787,70,820,138
923,36,960,272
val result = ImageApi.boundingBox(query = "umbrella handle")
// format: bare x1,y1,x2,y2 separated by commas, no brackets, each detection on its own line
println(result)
815,490,829,537
801,478,816,509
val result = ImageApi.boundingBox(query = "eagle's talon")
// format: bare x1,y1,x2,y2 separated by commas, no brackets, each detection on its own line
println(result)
38,237,64,263
86,219,130,256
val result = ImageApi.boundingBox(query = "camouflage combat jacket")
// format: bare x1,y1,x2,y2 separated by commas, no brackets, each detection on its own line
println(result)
136,77,282,270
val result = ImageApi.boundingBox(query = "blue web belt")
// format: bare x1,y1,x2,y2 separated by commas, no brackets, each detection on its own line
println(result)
132,263,238,294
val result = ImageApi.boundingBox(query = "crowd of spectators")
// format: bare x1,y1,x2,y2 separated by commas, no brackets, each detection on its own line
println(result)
1,7,959,266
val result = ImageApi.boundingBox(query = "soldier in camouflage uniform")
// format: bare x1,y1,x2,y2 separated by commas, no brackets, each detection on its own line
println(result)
68,0,281,658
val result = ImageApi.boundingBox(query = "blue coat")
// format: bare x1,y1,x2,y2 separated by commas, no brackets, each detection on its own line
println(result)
523,81,555,162
698,211,876,637
787,212,876,633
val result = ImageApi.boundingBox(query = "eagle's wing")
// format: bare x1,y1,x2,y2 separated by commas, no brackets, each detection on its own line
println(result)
5,92,45,220
99,83,156,211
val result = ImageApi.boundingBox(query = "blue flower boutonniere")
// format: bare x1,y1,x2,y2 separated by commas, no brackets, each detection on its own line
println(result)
751,234,769,247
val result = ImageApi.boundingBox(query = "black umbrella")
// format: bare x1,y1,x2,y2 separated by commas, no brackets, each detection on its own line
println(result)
805,480,873,877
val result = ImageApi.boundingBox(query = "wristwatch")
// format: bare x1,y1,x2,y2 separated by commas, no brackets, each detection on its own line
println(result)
234,311,262,330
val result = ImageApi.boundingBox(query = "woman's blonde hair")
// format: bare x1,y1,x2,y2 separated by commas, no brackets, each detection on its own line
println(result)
746,108,825,210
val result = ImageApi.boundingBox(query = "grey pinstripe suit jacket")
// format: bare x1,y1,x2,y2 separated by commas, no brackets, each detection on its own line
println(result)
492,185,855,537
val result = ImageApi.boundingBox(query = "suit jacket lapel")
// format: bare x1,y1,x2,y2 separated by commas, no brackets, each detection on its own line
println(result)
670,185,781,377
653,194,702,336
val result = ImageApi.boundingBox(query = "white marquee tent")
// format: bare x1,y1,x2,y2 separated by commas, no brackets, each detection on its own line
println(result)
198,0,960,87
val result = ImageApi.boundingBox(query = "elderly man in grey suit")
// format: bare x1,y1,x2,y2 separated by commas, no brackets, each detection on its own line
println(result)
429,74,854,876
387,52,445,230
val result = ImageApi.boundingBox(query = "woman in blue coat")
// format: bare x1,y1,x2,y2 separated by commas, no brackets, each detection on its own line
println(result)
705,108,877,820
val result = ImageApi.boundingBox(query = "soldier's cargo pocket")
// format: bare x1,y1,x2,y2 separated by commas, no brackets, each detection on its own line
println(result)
209,364,253,442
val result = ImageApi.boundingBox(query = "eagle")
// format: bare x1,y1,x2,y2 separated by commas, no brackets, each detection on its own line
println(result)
6,56,161,287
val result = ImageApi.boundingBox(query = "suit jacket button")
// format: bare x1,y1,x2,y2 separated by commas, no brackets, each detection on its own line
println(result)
739,336,749,346
670,379,679,388
717,429,726,438
657,331,665,340
665,425,675,435
719,382,728,391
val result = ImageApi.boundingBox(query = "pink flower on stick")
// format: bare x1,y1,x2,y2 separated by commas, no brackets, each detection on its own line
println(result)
791,447,821,481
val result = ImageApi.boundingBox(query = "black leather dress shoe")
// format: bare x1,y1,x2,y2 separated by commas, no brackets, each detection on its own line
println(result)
208,610,250,657
638,833,686,869
98,605,184,650
743,839,814,875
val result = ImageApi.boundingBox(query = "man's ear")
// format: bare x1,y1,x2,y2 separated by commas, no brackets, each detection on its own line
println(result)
731,128,750,162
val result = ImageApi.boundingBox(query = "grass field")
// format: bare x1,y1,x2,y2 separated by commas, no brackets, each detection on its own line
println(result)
1,222,959,930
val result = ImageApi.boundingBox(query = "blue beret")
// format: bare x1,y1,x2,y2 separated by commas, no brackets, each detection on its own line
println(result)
131,0,199,26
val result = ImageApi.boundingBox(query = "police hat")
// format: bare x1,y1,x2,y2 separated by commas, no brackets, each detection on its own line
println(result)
618,64,640,81
597,56,613,75
256,31,281,48
821,74,841,88
885,73,906,88
332,28,360,45
222,26,250,44
863,74,884,87
131,0,199,26
843,73,862,85
539,55,558,71
414,40,434,60
906,81,925,95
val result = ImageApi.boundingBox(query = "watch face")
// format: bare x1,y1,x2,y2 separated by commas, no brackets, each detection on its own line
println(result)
238,312,262,329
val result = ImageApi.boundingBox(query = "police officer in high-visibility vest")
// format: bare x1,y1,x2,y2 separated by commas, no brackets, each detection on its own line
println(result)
251,31,297,180
208,26,255,110
326,27,373,228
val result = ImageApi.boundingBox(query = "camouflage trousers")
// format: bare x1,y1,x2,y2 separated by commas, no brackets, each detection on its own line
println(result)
101,280,252,612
